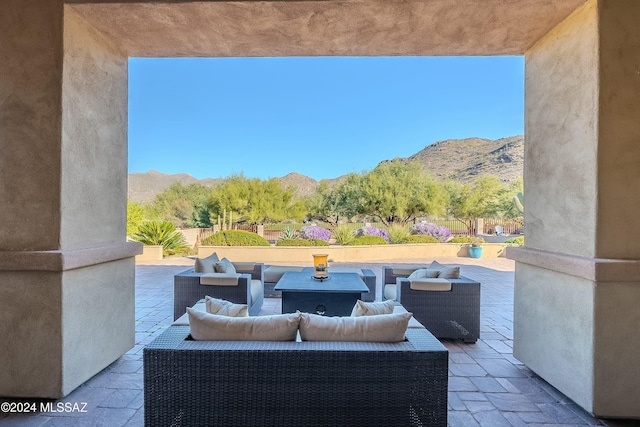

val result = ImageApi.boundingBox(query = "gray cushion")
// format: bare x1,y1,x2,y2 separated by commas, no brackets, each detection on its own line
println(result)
264,265,305,283
250,279,263,303
194,252,219,273
429,261,460,279
410,278,452,291
408,268,440,279
214,257,237,274
200,273,240,286
384,284,397,300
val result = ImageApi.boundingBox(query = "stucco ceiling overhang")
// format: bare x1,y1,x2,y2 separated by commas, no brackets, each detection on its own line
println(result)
67,0,588,57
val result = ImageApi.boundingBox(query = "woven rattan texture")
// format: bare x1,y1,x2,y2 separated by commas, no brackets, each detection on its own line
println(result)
384,266,481,343
174,264,264,319
144,326,448,426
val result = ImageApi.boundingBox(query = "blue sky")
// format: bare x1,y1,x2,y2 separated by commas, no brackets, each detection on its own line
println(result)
128,56,524,181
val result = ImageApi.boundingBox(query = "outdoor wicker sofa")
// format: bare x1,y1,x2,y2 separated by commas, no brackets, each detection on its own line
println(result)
264,265,377,301
173,262,264,319
383,265,481,343
143,324,448,426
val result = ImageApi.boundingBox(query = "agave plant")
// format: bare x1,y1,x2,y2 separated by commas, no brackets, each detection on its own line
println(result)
131,221,190,256
279,227,298,241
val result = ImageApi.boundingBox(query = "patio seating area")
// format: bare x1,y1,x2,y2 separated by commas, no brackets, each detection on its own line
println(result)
0,257,615,426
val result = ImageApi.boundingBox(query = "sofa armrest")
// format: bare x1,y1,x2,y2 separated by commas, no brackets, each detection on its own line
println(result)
200,273,242,286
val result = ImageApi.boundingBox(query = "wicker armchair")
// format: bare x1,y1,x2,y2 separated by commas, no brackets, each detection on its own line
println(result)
174,263,264,319
383,265,480,343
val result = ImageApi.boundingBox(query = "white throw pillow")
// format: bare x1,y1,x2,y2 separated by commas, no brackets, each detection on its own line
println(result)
407,268,440,279
429,261,460,279
205,296,248,317
350,299,395,317
188,308,301,341
194,252,220,273
299,312,412,342
214,257,237,274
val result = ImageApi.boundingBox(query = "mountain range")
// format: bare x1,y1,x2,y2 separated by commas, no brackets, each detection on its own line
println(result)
128,135,524,202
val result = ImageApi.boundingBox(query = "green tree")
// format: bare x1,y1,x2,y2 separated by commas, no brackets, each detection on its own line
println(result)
126,201,147,237
148,182,211,228
445,175,507,234
307,174,364,225
205,175,307,224
358,160,447,226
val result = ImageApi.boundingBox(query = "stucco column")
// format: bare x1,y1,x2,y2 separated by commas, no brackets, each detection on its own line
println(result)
0,3,141,398
509,0,640,418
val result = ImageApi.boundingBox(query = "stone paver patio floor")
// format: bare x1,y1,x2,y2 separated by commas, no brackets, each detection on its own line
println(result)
0,257,629,426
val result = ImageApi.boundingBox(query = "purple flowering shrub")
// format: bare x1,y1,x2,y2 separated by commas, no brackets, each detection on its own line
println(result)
300,225,331,242
409,222,451,242
356,226,390,243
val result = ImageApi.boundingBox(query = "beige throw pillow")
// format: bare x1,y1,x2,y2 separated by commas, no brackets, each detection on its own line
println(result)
188,308,301,341
350,299,395,317
429,261,460,279
205,296,248,317
407,268,440,279
194,252,220,273
214,257,237,274
299,312,412,342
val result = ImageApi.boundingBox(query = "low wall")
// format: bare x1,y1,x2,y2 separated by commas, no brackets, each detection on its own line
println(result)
198,243,509,263
135,245,163,261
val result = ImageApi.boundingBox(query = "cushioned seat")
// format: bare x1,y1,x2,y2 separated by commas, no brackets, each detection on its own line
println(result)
174,261,264,319
383,263,481,343
263,265,305,283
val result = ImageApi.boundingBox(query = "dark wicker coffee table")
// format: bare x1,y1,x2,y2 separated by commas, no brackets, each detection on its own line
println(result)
275,271,370,316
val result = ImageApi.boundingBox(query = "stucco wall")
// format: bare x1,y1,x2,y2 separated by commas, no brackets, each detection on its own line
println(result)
0,271,63,397
513,263,595,412
0,0,64,250
524,0,599,258
516,0,640,417
596,0,640,259
61,258,135,395
61,7,128,249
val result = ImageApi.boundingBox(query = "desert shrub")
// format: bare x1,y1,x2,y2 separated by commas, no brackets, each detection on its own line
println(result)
405,235,439,244
505,236,525,246
131,220,190,256
299,225,331,242
410,222,451,242
387,224,411,244
275,238,329,246
202,230,270,246
347,235,389,245
279,227,298,241
276,239,312,246
356,226,390,243
332,225,356,245
448,236,485,244
309,238,330,246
